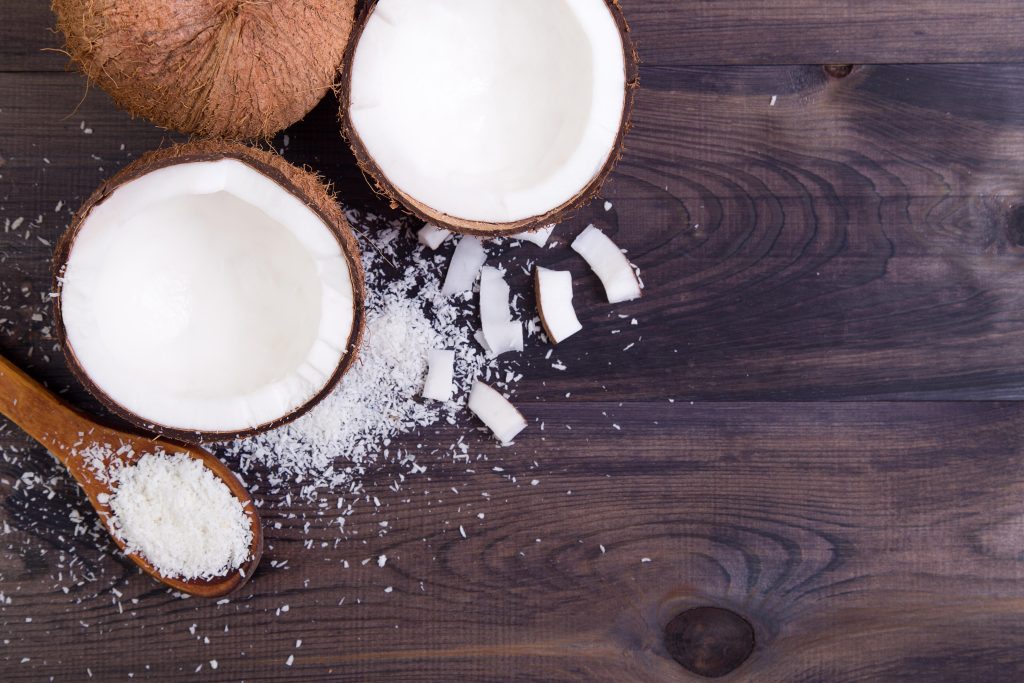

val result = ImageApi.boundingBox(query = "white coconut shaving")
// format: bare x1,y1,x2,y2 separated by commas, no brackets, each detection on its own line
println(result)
441,236,487,295
221,215,505,501
512,224,555,247
107,452,253,581
417,223,451,250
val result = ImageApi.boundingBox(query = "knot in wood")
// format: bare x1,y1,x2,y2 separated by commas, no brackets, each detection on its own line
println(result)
824,64,855,78
664,607,755,678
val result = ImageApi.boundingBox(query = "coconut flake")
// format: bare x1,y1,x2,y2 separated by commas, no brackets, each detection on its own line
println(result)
441,236,487,295
468,382,527,444
107,452,252,581
571,225,642,303
422,349,455,401
512,224,555,247
479,266,523,357
221,214,500,501
417,223,451,250
534,267,582,344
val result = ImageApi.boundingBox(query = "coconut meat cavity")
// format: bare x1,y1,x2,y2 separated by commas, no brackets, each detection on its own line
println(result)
348,0,628,224
59,159,355,434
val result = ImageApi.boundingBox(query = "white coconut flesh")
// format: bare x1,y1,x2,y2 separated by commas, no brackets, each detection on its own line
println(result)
571,225,641,304
422,349,455,402
479,266,523,357
513,225,556,248
417,223,451,250
60,159,355,434
468,381,527,444
535,267,583,344
441,236,487,295
348,0,627,224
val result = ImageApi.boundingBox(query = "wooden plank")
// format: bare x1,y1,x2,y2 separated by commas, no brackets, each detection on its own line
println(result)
5,1,1024,72
4,68,1024,401
2,401,1023,681
627,0,1024,65
0,1,62,72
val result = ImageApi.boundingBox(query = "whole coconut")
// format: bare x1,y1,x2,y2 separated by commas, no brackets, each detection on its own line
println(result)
53,0,357,139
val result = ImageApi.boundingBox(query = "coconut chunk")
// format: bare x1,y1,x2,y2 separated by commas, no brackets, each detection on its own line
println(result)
479,267,523,357
473,330,498,360
468,382,527,444
534,267,582,345
417,223,451,250
441,236,486,295
512,225,555,247
422,349,455,401
571,225,642,304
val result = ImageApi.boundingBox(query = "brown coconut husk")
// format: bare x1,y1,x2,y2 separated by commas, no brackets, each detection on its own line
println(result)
52,0,358,140
337,0,640,237
52,140,366,443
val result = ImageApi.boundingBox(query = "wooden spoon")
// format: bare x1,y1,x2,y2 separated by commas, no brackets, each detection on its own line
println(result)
0,354,263,598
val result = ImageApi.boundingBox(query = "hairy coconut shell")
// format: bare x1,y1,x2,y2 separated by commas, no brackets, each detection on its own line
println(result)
338,0,640,237
53,140,366,443
53,0,358,139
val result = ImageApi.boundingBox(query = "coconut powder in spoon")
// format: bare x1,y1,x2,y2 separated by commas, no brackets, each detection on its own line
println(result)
106,452,252,581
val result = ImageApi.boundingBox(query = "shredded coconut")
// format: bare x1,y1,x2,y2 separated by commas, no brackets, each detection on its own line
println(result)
107,452,253,580
221,212,506,501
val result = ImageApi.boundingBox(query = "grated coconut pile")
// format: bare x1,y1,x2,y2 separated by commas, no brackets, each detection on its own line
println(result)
219,212,517,502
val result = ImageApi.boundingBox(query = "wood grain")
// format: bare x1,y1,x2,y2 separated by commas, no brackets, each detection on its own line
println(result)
6,1,1024,71
5,67,1024,401
4,1,1024,681
4,401,1024,681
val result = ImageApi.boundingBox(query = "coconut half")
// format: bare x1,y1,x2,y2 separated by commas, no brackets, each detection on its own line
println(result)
53,0,358,139
54,141,365,441
340,0,638,236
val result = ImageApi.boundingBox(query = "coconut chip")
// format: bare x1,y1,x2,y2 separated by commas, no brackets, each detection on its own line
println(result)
571,225,642,304
468,382,527,444
441,236,487,296
479,266,523,357
534,267,582,345
417,223,451,250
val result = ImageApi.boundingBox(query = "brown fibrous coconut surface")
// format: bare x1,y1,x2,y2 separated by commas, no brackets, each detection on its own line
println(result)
53,0,358,139
52,140,367,443
338,0,640,237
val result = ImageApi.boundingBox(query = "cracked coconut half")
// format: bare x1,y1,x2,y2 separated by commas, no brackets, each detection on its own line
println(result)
340,0,638,236
54,141,365,442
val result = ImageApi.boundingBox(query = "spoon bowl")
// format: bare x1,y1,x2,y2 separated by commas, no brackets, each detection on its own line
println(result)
0,354,263,598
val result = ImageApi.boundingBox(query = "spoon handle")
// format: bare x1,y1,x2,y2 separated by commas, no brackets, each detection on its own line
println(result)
0,354,126,472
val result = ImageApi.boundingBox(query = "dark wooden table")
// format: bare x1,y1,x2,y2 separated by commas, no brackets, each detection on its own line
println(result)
4,1,1024,681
